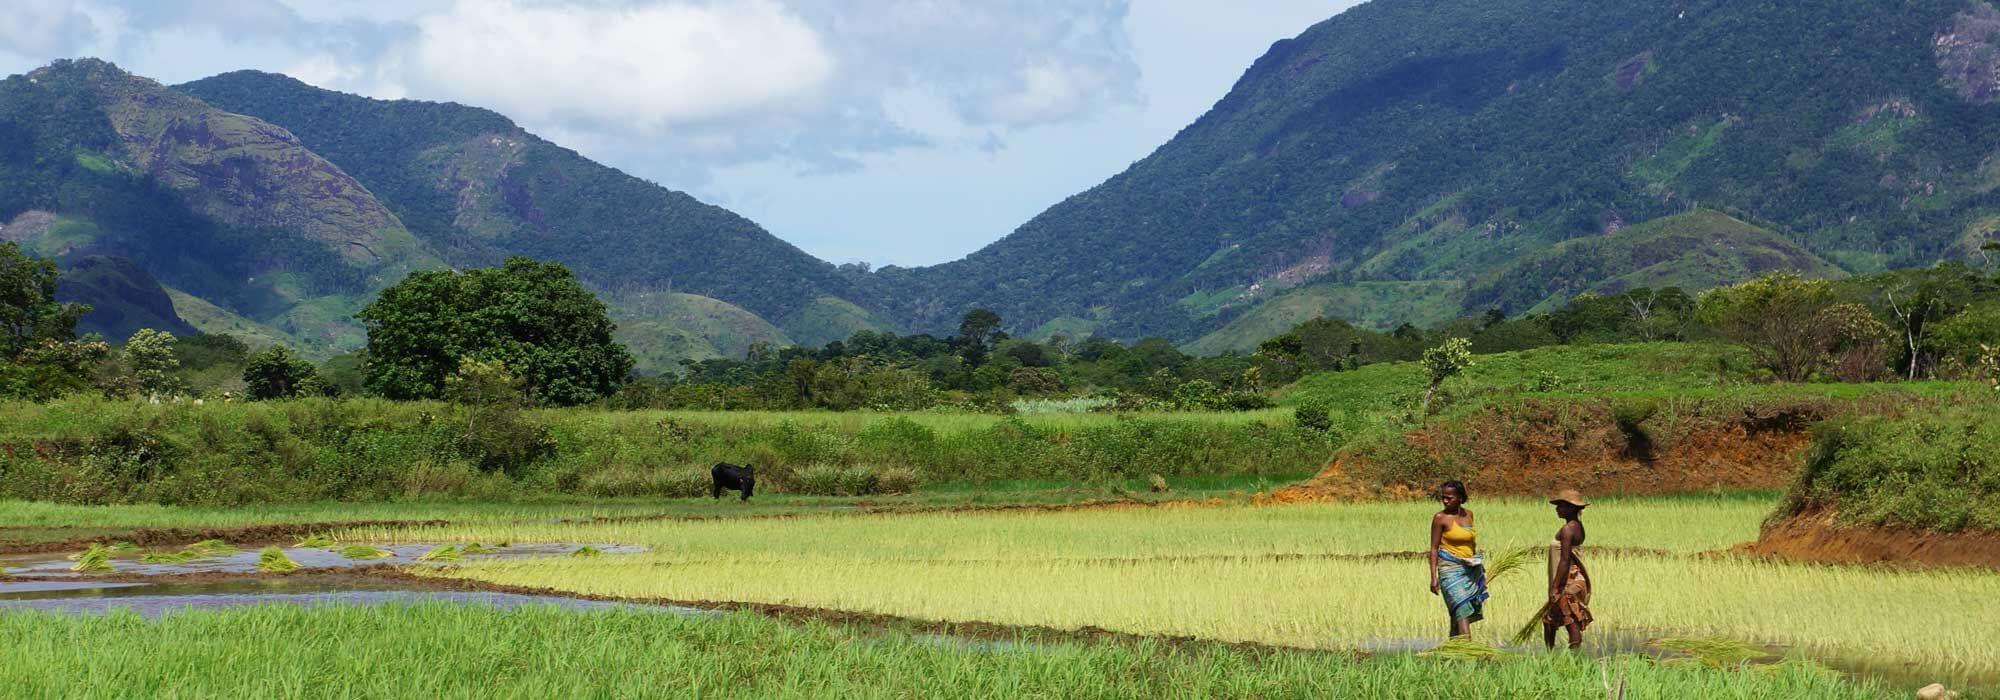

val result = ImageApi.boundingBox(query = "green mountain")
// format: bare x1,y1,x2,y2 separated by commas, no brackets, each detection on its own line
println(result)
870,0,2000,344
54,255,196,341
176,71,888,338
1,59,892,371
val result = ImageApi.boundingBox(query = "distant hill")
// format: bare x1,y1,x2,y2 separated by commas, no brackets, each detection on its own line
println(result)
868,0,2000,346
55,255,196,341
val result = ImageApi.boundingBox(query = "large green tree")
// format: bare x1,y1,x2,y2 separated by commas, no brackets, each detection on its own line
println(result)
358,257,634,406
0,242,102,399
0,242,87,357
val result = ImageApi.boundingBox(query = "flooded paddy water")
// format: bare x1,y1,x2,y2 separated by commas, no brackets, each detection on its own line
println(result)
0,541,692,617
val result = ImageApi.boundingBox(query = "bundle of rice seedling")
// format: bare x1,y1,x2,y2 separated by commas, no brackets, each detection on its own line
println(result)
293,533,336,548
182,540,238,558
138,550,197,564
69,544,115,573
418,545,462,562
1418,637,1508,661
459,542,492,555
571,546,604,558
339,545,393,560
1482,545,1541,584
1512,603,1554,645
105,542,140,554
257,546,300,573
1653,637,1770,668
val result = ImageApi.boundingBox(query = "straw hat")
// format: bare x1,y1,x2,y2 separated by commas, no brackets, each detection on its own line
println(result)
1549,488,1590,508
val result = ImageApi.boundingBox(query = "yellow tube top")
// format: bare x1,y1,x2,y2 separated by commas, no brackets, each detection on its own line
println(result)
1441,524,1477,559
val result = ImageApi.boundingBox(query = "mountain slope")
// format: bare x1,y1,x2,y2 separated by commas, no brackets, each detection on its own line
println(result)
55,255,197,341
178,72,883,327
0,59,428,348
870,0,2000,342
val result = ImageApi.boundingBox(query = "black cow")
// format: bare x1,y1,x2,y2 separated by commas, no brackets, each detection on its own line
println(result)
711,462,755,501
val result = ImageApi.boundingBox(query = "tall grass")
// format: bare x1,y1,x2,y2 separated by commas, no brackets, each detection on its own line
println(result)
0,397,1321,506
0,604,1885,698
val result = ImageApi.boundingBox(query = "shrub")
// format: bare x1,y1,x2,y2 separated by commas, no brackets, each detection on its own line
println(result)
874,467,921,495
1295,399,1334,432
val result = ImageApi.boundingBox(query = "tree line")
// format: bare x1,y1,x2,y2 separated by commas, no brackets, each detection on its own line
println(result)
5,240,1997,411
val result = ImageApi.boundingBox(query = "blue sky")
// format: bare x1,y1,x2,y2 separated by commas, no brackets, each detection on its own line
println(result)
0,1,1361,266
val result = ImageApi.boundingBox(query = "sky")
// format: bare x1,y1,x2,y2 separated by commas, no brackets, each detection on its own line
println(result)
0,0,1361,267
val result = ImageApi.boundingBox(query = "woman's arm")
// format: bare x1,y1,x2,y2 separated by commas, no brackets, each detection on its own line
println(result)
1428,514,1442,595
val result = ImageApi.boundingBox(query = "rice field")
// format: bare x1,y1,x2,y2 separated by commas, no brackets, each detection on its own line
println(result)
369,497,2000,684
0,604,1886,698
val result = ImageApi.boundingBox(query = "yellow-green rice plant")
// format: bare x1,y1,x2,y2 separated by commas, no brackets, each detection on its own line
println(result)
293,533,336,548
256,546,299,573
338,545,393,560
68,544,114,573
418,545,462,562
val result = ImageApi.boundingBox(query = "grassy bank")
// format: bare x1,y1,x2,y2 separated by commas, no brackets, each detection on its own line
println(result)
0,397,1322,506
1783,404,2000,532
0,604,1886,698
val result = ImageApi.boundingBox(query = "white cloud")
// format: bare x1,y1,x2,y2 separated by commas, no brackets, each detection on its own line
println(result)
396,0,836,131
0,0,100,55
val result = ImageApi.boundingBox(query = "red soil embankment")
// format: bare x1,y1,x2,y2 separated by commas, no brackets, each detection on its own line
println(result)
1742,509,2000,569
1264,398,1820,503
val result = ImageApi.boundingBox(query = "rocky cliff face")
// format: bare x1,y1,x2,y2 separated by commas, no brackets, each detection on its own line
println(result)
41,60,413,267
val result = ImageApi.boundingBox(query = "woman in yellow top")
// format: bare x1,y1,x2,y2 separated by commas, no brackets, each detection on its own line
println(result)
1428,479,1487,638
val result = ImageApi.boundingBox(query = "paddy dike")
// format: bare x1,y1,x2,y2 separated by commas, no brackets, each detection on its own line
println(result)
1742,509,2000,570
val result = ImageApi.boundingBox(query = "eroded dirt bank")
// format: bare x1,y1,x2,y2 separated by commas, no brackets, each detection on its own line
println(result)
1742,509,2000,569
1267,398,1821,503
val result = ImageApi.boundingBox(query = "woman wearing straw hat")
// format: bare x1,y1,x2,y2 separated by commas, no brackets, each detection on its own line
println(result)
1544,488,1593,649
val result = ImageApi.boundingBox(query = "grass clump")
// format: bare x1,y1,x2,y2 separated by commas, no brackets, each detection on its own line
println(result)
338,545,392,560
459,542,492,555
570,546,603,558
256,546,299,573
67,544,114,573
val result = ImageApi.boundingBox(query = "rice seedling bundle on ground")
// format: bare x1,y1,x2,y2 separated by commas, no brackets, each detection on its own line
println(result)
256,546,299,573
338,545,392,560
293,533,336,548
67,544,113,573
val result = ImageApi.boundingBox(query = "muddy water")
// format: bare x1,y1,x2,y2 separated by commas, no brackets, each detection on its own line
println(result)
0,542,644,577
0,578,711,618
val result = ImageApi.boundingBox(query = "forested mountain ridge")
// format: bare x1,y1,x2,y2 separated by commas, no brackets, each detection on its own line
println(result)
1,59,891,369
866,0,2000,342
177,71,885,343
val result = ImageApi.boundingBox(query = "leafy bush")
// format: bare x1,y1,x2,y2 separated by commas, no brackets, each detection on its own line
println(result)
1782,404,2000,532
